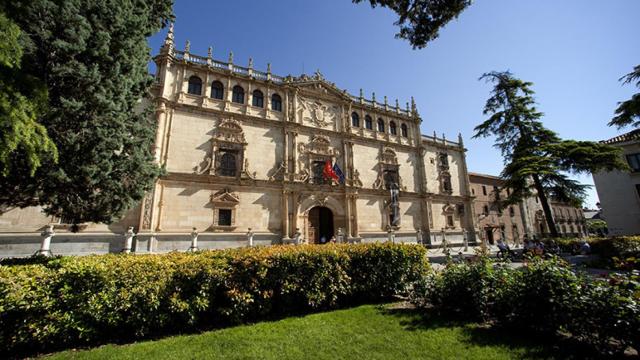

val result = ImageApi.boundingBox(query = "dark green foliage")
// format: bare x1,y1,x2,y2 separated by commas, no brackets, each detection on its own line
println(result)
0,1,173,224
353,0,471,49
0,12,57,176
609,65,640,129
0,243,428,357
474,71,627,236
412,256,640,356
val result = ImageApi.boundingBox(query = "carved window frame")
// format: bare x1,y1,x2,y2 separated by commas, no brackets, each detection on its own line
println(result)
297,135,340,185
210,188,240,231
210,118,248,180
375,147,405,191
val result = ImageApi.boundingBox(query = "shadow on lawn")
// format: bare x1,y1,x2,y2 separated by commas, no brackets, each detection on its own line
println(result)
378,306,607,360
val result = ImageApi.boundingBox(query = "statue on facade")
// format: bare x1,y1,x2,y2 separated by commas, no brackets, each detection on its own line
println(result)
390,182,400,227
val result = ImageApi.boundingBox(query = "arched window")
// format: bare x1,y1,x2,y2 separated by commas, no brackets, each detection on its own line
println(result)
271,93,282,111
351,112,360,127
365,115,373,130
187,75,202,95
252,90,264,107
389,121,397,135
401,123,408,137
219,151,237,177
377,118,385,132
210,81,224,99
232,85,245,104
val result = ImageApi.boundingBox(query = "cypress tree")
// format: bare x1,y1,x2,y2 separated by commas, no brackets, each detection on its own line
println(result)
474,71,626,237
0,1,173,225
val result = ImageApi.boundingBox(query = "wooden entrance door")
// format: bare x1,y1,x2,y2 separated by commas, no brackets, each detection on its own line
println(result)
308,208,320,244
308,207,334,244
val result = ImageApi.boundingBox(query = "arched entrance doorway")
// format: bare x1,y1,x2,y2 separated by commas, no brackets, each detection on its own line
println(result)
308,206,334,244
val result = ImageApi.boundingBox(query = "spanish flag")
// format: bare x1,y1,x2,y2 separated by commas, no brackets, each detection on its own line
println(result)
323,160,339,182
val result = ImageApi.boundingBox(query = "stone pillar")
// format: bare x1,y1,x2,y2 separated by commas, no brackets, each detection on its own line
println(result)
351,194,359,237
282,190,290,240
337,227,344,243
463,229,468,251
123,226,135,254
247,227,254,247
38,225,55,256
387,228,395,243
416,229,423,244
189,227,199,251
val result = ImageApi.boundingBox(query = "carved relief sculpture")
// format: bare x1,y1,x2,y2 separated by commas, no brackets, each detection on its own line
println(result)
298,97,339,128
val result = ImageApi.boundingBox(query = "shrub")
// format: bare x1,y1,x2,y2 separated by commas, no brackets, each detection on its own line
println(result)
411,256,640,355
0,243,428,357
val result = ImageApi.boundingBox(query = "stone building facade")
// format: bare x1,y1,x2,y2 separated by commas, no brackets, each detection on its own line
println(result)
469,172,587,244
469,173,525,245
0,26,476,256
593,129,640,235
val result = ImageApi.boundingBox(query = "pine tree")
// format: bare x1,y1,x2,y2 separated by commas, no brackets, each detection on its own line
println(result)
353,0,472,49
609,65,640,129
0,1,173,225
0,12,57,177
474,71,626,237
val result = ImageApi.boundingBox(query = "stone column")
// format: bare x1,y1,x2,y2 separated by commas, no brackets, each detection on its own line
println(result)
344,194,352,238
282,190,290,240
351,194,359,238
38,225,55,256
123,226,135,254
189,227,198,251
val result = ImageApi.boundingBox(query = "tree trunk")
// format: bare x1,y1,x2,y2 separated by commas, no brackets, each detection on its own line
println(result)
532,174,559,238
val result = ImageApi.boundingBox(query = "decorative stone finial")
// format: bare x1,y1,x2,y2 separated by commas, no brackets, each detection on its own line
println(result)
406,102,410,112
395,99,399,109
248,57,254,69
433,130,437,138
359,88,363,99
207,46,212,59
228,51,234,64
184,40,190,53
267,63,272,74
372,92,376,103
160,22,175,55
315,69,323,80
458,133,464,146
384,96,388,105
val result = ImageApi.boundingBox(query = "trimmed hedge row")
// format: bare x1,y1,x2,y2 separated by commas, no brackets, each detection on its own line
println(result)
411,257,640,355
0,243,428,356
542,236,640,257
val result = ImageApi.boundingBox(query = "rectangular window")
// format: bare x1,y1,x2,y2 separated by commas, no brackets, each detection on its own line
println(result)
312,161,325,184
626,153,640,172
218,209,232,226
482,186,487,196
446,215,454,227
384,170,399,189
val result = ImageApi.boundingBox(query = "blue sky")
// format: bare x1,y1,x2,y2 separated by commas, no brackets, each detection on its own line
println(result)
148,0,640,208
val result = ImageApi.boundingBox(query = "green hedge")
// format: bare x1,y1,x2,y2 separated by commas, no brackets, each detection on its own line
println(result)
0,243,428,356
411,257,640,355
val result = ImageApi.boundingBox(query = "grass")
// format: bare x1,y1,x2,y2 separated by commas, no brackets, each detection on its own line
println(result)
45,304,587,360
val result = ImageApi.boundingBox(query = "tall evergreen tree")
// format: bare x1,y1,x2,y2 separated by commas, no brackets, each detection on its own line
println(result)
353,0,472,49
0,12,57,177
0,1,172,225
609,64,640,129
474,71,626,237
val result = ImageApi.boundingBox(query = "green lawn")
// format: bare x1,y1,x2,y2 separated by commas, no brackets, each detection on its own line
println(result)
46,304,581,360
